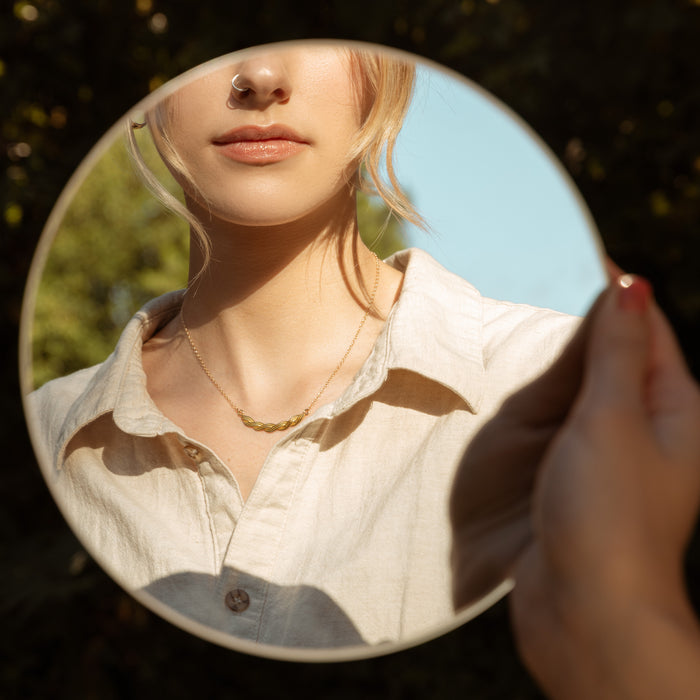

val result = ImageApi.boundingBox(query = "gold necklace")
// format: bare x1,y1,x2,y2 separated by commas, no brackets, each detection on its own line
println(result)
181,253,381,432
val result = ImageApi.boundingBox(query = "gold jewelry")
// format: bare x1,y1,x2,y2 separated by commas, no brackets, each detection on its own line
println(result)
181,253,381,432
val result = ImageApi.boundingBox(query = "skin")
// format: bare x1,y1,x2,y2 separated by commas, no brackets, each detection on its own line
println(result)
451,276,700,699
160,48,364,228
141,47,404,503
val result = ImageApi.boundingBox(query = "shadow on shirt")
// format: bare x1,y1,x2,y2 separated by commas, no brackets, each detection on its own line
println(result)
141,567,367,648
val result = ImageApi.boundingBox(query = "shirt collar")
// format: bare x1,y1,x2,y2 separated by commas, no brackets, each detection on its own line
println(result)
332,247,484,416
53,290,186,467
53,248,485,462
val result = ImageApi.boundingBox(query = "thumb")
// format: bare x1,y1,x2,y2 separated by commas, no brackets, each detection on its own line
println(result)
583,275,653,409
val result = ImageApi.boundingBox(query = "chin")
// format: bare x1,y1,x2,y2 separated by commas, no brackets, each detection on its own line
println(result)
188,177,352,229
217,204,317,228
216,190,351,229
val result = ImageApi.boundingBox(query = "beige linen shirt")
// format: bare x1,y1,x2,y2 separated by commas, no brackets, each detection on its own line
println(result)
29,248,577,649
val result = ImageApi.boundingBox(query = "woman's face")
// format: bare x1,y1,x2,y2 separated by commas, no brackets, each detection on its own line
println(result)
155,47,363,227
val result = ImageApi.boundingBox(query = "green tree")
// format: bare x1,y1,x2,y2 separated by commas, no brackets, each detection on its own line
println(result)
32,130,189,387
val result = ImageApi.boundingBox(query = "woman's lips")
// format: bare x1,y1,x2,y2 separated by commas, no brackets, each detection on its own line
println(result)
216,139,306,165
213,125,307,165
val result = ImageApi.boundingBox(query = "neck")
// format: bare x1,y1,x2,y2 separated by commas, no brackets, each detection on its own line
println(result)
178,189,397,414
183,187,375,321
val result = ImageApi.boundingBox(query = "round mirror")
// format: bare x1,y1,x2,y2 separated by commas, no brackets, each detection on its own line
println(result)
20,40,606,661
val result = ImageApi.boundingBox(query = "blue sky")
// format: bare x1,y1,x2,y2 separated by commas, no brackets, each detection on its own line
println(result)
390,64,607,317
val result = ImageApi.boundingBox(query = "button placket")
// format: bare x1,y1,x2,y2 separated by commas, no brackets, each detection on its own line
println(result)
192,455,245,572
219,428,317,582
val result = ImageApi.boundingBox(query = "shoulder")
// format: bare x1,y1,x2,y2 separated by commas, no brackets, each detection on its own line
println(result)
389,246,580,344
479,296,580,400
26,363,106,471
26,290,186,471
27,289,185,439
381,248,582,411
481,296,579,351
30,364,103,405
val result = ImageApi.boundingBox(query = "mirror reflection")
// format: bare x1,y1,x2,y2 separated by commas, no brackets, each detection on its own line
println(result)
23,41,605,660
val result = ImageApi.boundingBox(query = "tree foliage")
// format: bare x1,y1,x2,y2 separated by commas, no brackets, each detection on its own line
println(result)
31,132,188,386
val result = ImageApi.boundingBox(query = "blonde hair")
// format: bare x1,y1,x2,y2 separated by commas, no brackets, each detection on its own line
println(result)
126,100,214,267
347,49,424,229
126,48,423,268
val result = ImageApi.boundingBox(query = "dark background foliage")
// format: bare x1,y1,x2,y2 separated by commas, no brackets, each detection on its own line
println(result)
2,0,699,697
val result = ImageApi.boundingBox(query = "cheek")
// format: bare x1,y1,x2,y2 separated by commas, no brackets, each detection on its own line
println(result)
155,126,220,202
301,55,363,153
310,98,362,175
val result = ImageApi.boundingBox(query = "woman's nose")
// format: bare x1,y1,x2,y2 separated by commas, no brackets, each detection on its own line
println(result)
229,57,292,108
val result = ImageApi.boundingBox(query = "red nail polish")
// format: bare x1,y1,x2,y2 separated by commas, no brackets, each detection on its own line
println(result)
617,274,652,312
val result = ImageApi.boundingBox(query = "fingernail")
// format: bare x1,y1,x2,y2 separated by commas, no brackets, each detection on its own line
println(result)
617,274,652,313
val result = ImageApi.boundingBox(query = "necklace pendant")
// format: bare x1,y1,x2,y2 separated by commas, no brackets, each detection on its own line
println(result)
239,412,306,432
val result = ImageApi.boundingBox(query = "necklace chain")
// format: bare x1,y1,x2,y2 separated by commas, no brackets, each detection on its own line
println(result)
181,253,381,432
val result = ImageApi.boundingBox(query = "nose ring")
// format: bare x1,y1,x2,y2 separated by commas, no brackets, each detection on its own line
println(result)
231,74,247,93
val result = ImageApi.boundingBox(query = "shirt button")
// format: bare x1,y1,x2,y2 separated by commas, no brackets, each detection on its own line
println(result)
183,444,200,459
225,589,250,613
